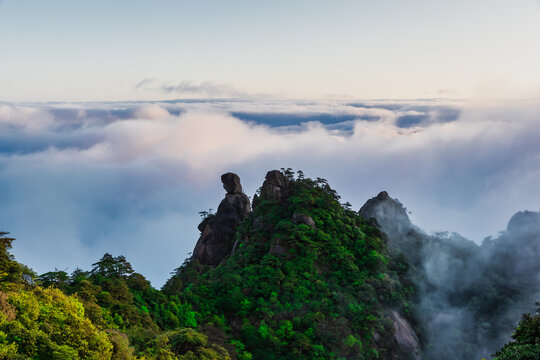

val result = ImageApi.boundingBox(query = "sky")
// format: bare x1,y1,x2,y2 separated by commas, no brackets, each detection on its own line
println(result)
1,1,540,286
1,0,540,101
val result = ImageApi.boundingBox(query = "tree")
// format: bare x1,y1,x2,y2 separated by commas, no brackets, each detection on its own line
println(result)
494,303,540,360
39,269,69,289
91,253,134,278
0,232,16,273
0,287,114,359
280,167,295,180
0,232,36,290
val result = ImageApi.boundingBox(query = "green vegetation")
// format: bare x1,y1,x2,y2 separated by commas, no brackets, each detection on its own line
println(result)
3,170,537,359
0,233,225,359
493,304,540,360
164,171,414,359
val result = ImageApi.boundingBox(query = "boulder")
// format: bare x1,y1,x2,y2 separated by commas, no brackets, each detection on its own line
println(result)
291,213,316,228
269,239,287,257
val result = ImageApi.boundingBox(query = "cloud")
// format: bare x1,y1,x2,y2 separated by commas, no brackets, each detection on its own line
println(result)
136,79,247,98
1,98,540,287
133,105,170,120
0,105,56,132
135,78,156,90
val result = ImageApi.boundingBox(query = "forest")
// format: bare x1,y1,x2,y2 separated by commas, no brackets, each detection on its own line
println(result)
0,169,539,359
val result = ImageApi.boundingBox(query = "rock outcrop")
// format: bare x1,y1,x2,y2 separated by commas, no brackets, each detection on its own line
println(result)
291,213,316,228
192,173,250,266
359,191,412,239
252,170,291,208
261,170,290,199
388,311,422,360
221,172,243,194
506,210,540,236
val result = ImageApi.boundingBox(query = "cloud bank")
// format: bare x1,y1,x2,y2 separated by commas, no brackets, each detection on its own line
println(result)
1,98,540,286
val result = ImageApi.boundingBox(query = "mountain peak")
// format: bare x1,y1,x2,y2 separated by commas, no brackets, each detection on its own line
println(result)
376,190,390,200
359,191,411,238
507,210,540,236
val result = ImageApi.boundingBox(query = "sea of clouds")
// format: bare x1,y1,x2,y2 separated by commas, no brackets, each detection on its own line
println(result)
1,98,540,286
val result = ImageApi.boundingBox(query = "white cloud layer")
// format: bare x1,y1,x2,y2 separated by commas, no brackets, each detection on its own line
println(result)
1,99,539,286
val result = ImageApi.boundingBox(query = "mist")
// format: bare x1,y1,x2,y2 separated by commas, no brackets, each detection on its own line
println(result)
360,192,540,359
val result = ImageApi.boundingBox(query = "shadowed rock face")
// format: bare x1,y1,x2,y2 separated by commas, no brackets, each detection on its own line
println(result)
193,173,250,266
507,210,540,236
291,213,316,228
252,170,291,208
221,172,243,194
260,170,289,200
388,311,421,360
359,191,411,239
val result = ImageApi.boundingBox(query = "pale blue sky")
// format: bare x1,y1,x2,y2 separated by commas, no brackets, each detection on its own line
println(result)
1,0,540,100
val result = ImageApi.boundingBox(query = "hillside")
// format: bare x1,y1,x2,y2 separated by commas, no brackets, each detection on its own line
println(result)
163,170,419,359
1,169,539,359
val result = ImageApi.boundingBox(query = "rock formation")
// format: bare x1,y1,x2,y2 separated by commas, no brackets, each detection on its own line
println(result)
260,170,289,199
360,191,423,359
359,191,412,239
388,311,422,360
252,170,291,208
506,210,540,236
291,213,316,228
192,173,250,266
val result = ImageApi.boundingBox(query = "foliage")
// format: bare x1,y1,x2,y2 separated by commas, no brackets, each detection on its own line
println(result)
1,232,228,359
164,170,413,359
493,304,540,360
149,328,230,360
0,232,36,291
0,287,113,359
3,169,540,359
91,253,135,278
0,169,417,359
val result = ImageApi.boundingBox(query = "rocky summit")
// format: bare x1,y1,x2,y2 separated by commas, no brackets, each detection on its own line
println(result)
359,191,412,239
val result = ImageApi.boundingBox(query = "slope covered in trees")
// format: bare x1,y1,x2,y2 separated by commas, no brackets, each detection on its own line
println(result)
493,304,540,360
0,233,230,359
1,170,539,359
163,170,418,359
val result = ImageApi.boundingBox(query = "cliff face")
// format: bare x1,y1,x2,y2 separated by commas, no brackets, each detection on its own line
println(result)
192,172,250,266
